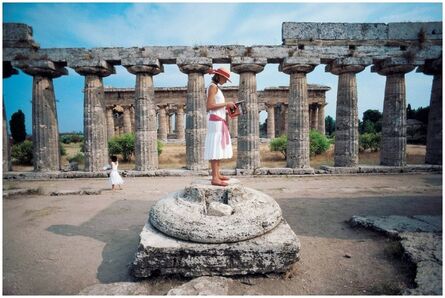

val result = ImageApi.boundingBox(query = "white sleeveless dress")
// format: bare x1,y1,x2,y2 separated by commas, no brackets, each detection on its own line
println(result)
204,83,233,160
109,161,124,185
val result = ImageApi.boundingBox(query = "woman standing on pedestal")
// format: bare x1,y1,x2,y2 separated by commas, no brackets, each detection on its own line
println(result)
205,68,236,186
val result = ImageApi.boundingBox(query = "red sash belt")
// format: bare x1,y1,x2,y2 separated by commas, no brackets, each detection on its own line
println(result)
209,114,230,149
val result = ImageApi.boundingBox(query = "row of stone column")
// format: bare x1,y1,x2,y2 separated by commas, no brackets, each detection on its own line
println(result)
3,57,442,172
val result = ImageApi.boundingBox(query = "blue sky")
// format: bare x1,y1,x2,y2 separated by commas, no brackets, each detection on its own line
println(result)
2,2,442,133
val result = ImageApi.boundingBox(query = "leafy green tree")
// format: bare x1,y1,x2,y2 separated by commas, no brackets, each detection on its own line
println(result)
325,116,335,136
269,135,287,158
11,140,33,164
269,130,330,159
359,133,381,152
309,129,330,156
9,109,27,144
360,109,382,133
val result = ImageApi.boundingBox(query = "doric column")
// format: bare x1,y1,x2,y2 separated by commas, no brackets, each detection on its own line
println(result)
318,103,326,134
311,105,319,130
419,58,442,165
124,59,163,170
372,60,415,166
123,106,132,134
3,62,18,172
229,116,238,139
72,60,115,172
326,61,365,167
283,104,289,134
266,104,275,139
158,106,168,141
178,58,212,170
168,114,173,134
176,105,185,140
280,57,318,168
130,106,135,133
13,60,68,171
106,107,114,140
231,57,266,170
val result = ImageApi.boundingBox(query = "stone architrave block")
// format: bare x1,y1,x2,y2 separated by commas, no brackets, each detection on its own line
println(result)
282,22,388,42
231,57,267,65
3,23,39,48
130,219,300,278
388,22,442,40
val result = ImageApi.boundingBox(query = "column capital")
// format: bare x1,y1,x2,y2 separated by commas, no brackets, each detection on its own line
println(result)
231,57,266,74
12,60,68,78
279,57,319,74
71,60,115,77
417,58,442,76
3,62,19,78
122,58,163,75
325,58,367,75
177,57,212,74
371,58,415,76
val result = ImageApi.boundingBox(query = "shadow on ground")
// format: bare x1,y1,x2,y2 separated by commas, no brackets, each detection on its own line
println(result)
47,199,154,283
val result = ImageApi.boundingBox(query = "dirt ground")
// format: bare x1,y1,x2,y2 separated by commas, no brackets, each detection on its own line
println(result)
2,173,442,295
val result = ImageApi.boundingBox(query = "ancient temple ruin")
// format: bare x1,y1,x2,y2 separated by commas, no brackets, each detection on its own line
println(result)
103,85,329,141
3,22,442,173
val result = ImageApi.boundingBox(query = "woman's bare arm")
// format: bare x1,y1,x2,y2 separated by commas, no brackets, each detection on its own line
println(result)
207,85,235,111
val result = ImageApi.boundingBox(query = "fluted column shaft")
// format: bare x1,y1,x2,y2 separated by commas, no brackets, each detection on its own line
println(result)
31,76,61,171
185,72,207,170
123,106,132,134
176,105,185,140
423,60,442,165
229,116,238,138
158,106,168,141
287,72,310,167
131,73,159,170
312,106,319,130
266,105,275,139
318,104,325,134
326,64,365,167
3,101,11,172
106,108,114,140
82,75,109,171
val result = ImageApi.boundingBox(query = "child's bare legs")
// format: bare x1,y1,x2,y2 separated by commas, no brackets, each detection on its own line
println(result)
112,184,115,191
211,160,227,186
118,184,123,190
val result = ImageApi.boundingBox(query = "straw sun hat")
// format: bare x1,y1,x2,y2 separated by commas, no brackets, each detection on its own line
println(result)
208,67,232,82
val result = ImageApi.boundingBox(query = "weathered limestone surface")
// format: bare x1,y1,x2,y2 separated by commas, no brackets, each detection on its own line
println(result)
179,61,211,171
158,106,168,141
3,101,12,172
373,63,415,166
79,282,150,295
130,218,299,278
327,63,365,167
280,58,317,168
349,215,442,295
400,232,442,295
421,59,442,165
232,59,266,170
125,62,162,171
266,104,275,139
175,105,185,140
282,22,442,42
167,276,232,295
149,179,282,243
131,179,300,277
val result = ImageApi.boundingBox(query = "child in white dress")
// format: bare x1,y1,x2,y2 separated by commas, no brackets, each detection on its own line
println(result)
109,155,124,190
204,68,236,187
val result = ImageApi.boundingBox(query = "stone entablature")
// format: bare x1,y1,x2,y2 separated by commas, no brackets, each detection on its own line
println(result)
3,21,442,172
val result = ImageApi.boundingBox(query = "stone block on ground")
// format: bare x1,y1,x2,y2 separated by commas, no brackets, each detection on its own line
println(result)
130,219,299,278
167,276,231,295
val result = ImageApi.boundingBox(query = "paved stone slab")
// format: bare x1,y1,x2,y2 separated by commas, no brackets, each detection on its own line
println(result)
3,188,40,198
400,232,442,295
349,215,442,295
79,282,150,295
130,219,300,278
349,215,442,237
167,276,231,295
